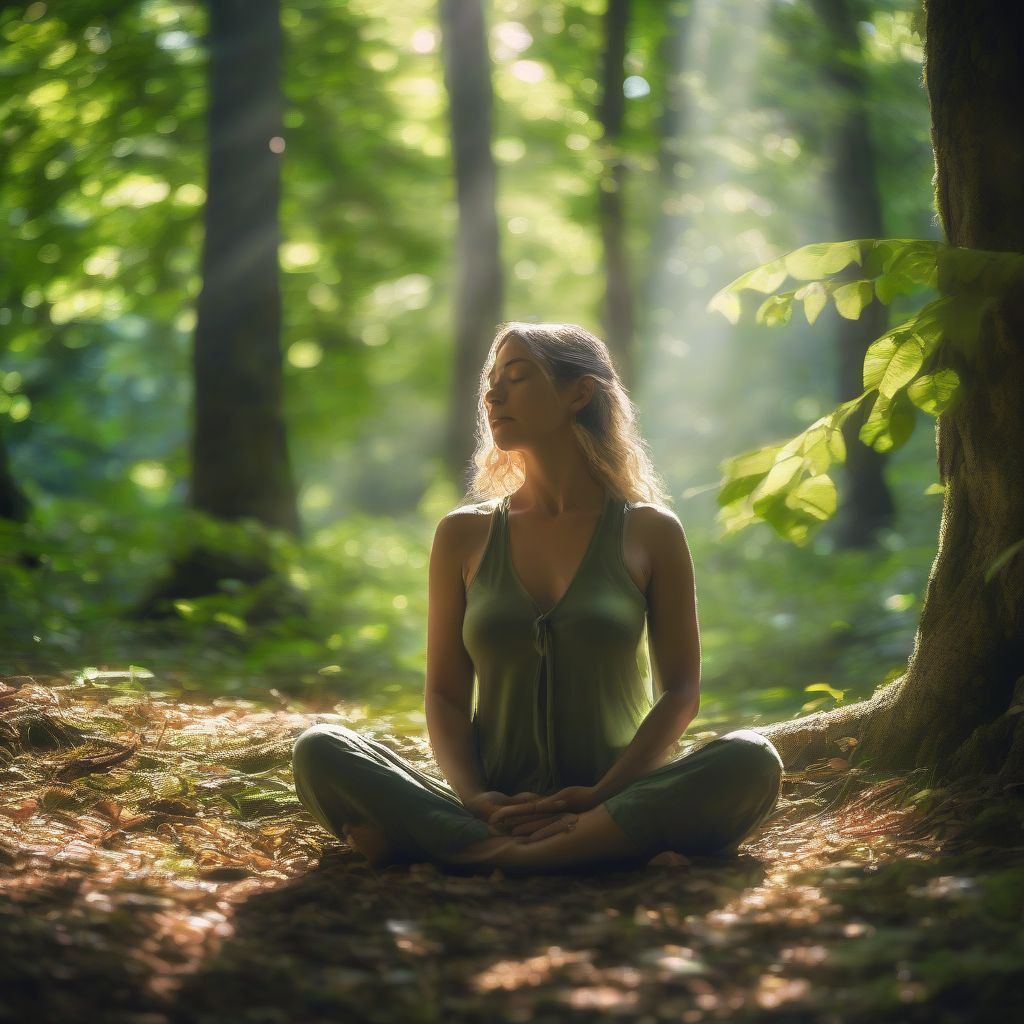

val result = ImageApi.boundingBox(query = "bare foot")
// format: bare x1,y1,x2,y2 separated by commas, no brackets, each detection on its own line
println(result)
343,823,396,867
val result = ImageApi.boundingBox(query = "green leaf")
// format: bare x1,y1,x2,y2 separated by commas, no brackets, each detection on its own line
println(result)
786,473,837,521
717,473,765,507
795,281,827,324
708,289,741,324
751,455,804,513
721,446,780,479
861,391,916,452
756,292,794,326
924,482,945,495
882,240,940,289
783,240,862,280
863,333,901,390
804,681,847,701
213,611,248,635
760,501,812,545
717,445,782,507
833,280,874,320
718,502,760,536
906,368,961,415
801,428,832,474
878,335,924,398
861,238,911,278
859,392,891,450
728,260,788,294
874,274,902,305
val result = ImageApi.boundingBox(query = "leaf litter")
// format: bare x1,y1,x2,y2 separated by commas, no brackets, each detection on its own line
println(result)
1,671,1023,1023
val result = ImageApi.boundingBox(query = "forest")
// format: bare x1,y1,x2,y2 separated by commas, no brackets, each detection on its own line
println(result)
1,0,1023,1021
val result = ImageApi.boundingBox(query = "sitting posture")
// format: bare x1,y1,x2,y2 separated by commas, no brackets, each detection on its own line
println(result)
292,321,783,873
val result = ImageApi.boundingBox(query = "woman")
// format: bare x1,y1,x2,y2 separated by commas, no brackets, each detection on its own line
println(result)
291,322,783,873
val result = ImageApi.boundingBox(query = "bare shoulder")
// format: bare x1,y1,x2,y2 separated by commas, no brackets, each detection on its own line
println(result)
433,500,501,578
627,502,692,560
438,499,501,536
628,501,686,534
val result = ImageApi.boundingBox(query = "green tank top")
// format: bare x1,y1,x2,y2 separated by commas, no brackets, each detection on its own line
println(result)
463,490,651,796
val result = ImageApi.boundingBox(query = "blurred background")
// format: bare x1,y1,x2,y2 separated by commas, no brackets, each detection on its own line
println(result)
0,0,942,735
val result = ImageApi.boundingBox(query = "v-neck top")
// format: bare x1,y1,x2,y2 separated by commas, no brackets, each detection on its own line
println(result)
462,491,651,795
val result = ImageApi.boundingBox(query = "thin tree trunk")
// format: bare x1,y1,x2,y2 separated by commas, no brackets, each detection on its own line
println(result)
644,1,693,343
597,0,637,389
0,428,28,523
761,0,1024,786
439,0,504,493
812,0,896,549
190,0,298,535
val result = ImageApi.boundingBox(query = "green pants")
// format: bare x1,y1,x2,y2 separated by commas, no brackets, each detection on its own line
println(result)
291,724,783,864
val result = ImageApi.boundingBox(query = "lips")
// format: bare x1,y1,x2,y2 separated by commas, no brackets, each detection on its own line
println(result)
490,417,512,426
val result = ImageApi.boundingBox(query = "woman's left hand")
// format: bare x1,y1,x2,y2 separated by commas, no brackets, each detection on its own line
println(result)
487,785,602,834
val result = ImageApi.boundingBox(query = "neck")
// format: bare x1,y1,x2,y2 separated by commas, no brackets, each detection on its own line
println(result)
513,450,606,517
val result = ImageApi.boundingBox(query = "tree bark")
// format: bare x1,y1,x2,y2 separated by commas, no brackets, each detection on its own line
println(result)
597,0,637,389
761,0,1024,787
439,0,504,493
190,0,298,535
644,1,693,344
0,428,29,524
811,0,896,549
137,0,298,614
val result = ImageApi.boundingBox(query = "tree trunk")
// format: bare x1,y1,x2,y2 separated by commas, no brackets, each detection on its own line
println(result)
597,0,637,390
190,0,298,535
0,428,28,524
137,0,298,614
812,0,896,549
644,1,693,347
439,0,504,493
761,0,1024,788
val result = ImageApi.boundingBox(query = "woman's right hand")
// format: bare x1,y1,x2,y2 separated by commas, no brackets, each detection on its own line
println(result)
465,790,543,832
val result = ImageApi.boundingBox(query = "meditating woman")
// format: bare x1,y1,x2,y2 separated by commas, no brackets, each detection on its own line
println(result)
291,322,784,873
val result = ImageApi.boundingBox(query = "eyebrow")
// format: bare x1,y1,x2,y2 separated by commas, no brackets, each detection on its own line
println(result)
488,358,530,384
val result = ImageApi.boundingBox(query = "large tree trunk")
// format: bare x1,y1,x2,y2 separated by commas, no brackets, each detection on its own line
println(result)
812,0,896,549
190,0,298,535
761,0,1024,787
439,0,504,493
138,0,298,614
597,0,637,389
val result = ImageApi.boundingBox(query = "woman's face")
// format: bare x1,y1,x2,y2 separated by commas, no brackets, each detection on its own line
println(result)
484,335,583,451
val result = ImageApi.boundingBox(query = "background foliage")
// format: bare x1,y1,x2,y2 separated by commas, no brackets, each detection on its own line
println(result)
1,0,940,734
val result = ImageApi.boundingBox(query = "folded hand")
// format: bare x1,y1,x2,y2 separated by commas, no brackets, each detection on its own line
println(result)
486,785,602,842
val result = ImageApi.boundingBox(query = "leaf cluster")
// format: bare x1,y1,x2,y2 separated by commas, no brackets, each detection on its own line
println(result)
708,237,1024,543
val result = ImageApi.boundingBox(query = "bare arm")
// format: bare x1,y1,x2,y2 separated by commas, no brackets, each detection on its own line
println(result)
423,513,488,805
593,508,701,801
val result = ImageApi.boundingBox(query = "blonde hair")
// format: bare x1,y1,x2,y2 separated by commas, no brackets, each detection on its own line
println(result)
463,321,673,506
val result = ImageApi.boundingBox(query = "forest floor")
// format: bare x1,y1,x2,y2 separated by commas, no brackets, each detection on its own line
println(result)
2,671,1023,1024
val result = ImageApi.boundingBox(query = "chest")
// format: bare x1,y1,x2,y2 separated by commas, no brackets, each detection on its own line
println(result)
463,506,650,608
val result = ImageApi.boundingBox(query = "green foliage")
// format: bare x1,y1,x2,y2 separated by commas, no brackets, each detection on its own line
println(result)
0,0,941,730
709,238,1024,543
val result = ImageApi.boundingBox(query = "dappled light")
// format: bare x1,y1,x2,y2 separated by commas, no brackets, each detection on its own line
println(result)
3,0,1024,1019
3,670,1023,1018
